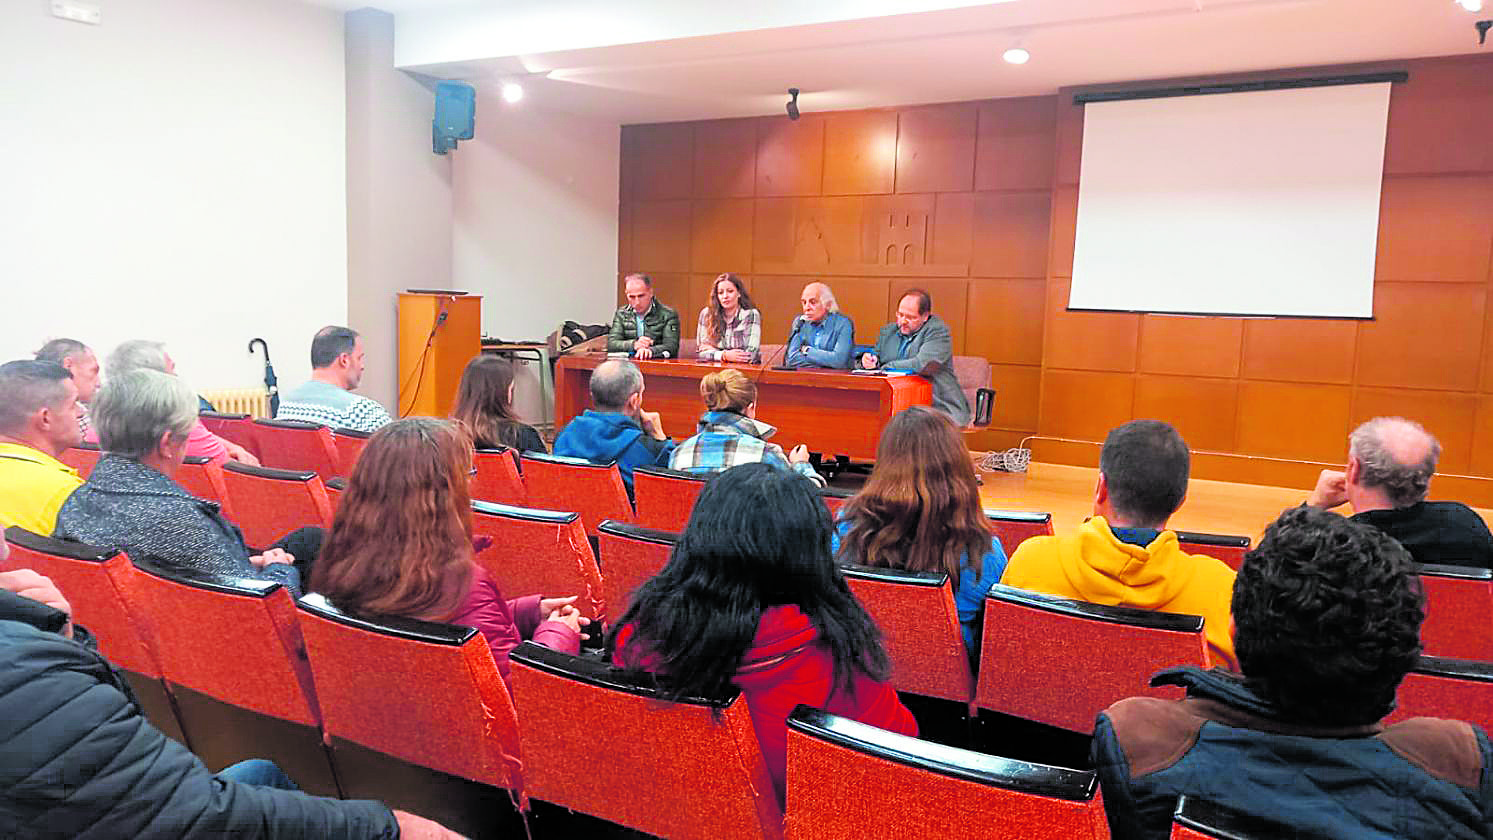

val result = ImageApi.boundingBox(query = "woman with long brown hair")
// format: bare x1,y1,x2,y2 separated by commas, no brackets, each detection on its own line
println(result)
451,356,546,453
311,417,584,682
695,273,761,363
832,405,1007,658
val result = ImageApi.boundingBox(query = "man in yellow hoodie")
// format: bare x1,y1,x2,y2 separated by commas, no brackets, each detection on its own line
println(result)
1001,420,1238,670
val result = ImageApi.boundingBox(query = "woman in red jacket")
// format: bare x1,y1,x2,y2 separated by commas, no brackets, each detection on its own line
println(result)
311,417,586,683
610,462,915,804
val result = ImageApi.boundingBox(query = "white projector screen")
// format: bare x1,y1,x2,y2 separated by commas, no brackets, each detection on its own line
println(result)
1068,82,1391,318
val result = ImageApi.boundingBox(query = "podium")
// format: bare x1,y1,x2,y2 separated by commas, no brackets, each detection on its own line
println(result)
397,291,482,418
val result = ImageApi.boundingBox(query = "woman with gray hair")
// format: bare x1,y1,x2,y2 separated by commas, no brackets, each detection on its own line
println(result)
91,340,259,467
53,369,318,594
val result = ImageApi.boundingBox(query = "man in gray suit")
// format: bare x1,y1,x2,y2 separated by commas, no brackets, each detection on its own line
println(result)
859,289,971,427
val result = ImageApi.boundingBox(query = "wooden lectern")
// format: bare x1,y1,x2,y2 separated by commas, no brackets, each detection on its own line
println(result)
397,291,482,418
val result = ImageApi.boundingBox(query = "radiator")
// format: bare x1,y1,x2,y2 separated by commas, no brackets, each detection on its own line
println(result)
200,387,272,418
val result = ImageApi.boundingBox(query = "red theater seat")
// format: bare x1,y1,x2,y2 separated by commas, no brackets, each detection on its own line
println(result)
1386,655,1493,736
841,565,973,706
59,443,101,478
470,501,606,623
324,477,345,512
2,527,187,747
1417,564,1493,661
297,594,524,837
820,486,855,517
784,706,1108,839
332,427,371,477
520,452,633,536
633,466,707,532
976,584,1209,733
199,411,258,458
472,448,526,506
252,418,340,480
596,520,676,619
1175,531,1251,572
176,455,233,520
509,642,782,840
984,509,1054,556
122,559,336,794
220,462,333,550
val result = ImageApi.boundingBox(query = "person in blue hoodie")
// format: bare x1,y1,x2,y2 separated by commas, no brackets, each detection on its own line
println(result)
553,359,675,498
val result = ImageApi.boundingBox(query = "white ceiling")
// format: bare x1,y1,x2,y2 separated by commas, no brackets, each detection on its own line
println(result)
311,0,1493,123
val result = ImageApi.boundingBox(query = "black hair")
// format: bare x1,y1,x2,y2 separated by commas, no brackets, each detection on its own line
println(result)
311,326,359,369
1233,505,1424,726
1099,419,1190,527
34,338,88,364
0,360,72,433
607,462,889,702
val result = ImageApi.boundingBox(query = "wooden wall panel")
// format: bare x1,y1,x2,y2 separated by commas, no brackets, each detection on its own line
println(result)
1240,318,1357,384
1044,280,1139,372
967,278,1045,366
1040,370,1134,441
630,200,692,273
1054,100,1083,187
1138,315,1243,379
989,364,1042,430
976,96,1058,191
617,201,634,274
622,123,693,200
895,104,977,194
1350,387,1478,475
929,192,973,267
1356,282,1486,391
832,278,894,346
693,118,758,198
1133,375,1238,453
822,110,897,196
756,115,824,196
1383,56,1493,175
1473,397,1493,478
1236,382,1351,463
691,199,754,273
1048,186,1078,279
1375,176,1493,283
1484,305,1493,394
970,191,1051,278
750,275,813,346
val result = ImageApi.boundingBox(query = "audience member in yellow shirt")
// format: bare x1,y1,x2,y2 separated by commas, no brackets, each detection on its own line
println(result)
0,360,85,536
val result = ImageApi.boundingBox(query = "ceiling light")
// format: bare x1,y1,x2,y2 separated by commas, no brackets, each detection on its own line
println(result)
1454,0,1482,11
501,82,524,104
1003,47,1030,65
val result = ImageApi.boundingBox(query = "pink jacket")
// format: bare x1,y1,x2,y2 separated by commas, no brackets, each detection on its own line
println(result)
449,566,581,684
86,419,230,465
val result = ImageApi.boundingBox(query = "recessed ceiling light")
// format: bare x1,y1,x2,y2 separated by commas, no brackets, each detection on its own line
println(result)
501,82,524,103
1455,0,1482,11
1003,47,1030,65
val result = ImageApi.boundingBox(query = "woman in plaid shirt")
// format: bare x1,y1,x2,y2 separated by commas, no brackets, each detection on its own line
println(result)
669,369,825,487
695,273,762,363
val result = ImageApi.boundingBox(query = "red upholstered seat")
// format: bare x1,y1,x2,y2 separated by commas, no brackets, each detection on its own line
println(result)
252,418,340,481
1,527,187,746
332,427,371,478
784,706,1108,840
509,642,782,840
472,448,527,506
1175,531,1251,572
984,509,1054,556
596,520,676,620
1385,656,1493,736
470,501,607,623
820,487,855,517
975,584,1209,733
520,452,633,536
323,476,345,512
842,565,973,705
1417,564,1493,661
1169,795,1281,839
199,411,259,459
176,455,234,520
633,466,707,532
59,443,101,478
220,462,333,550
121,559,336,793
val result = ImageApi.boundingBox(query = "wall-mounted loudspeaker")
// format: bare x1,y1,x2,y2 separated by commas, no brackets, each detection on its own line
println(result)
433,81,476,155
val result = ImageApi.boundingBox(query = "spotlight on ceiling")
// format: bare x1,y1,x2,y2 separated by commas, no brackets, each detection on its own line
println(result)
1455,0,1482,12
501,82,524,104
1003,47,1031,65
786,88,800,120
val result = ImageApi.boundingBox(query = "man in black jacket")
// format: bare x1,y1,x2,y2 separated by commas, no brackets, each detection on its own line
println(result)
0,546,461,838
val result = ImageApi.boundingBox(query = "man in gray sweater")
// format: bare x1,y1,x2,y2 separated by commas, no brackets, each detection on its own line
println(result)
859,289,971,427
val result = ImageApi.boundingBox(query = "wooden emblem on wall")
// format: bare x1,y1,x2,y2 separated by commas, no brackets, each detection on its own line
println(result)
760,198,968,277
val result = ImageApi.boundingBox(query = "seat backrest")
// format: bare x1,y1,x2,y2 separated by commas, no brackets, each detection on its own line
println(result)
841,565,973,705
1417,564,1493,661
976,584,1209,733
984,510,1054,556
220,462,333,550
324,477,345,512
1385,655,1493,736
633,465,708,532
1175,531,1251,572
1170,795,1280,840
252,418,341,480
199,411,259,458
296,594,522,789
176,455,234,520
820,487,855,517
332,427,371,478
950,355,992,420
520,452,633,535
597,520,677,619
472,447,527,506
121,559,321,725
509,642,782,840
2,527,160,676
784,705,1107,840
59,443,102,479
470,500,606,622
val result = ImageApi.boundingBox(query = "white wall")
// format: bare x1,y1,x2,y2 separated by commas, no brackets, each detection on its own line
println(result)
345,9,453,411
451,99,619,343
0,0,346,395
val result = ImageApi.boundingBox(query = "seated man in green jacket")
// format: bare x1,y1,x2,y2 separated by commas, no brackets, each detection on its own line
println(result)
608,273,680,360
859,288,970,427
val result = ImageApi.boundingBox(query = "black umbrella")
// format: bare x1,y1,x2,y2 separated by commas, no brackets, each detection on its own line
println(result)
248,338,279,417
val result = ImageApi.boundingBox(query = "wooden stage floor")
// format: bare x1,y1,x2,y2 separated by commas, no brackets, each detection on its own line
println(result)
974,462,1493,543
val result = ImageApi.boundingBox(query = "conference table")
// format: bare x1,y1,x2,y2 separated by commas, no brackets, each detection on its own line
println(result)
553,355,932,460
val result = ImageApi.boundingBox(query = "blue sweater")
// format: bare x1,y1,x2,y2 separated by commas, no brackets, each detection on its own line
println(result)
786,312,854,369
553,410,675,496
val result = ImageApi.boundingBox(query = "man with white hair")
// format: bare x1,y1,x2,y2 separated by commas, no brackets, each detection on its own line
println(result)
102,340,259,466
785,281,854,369
1307,416,1493,569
